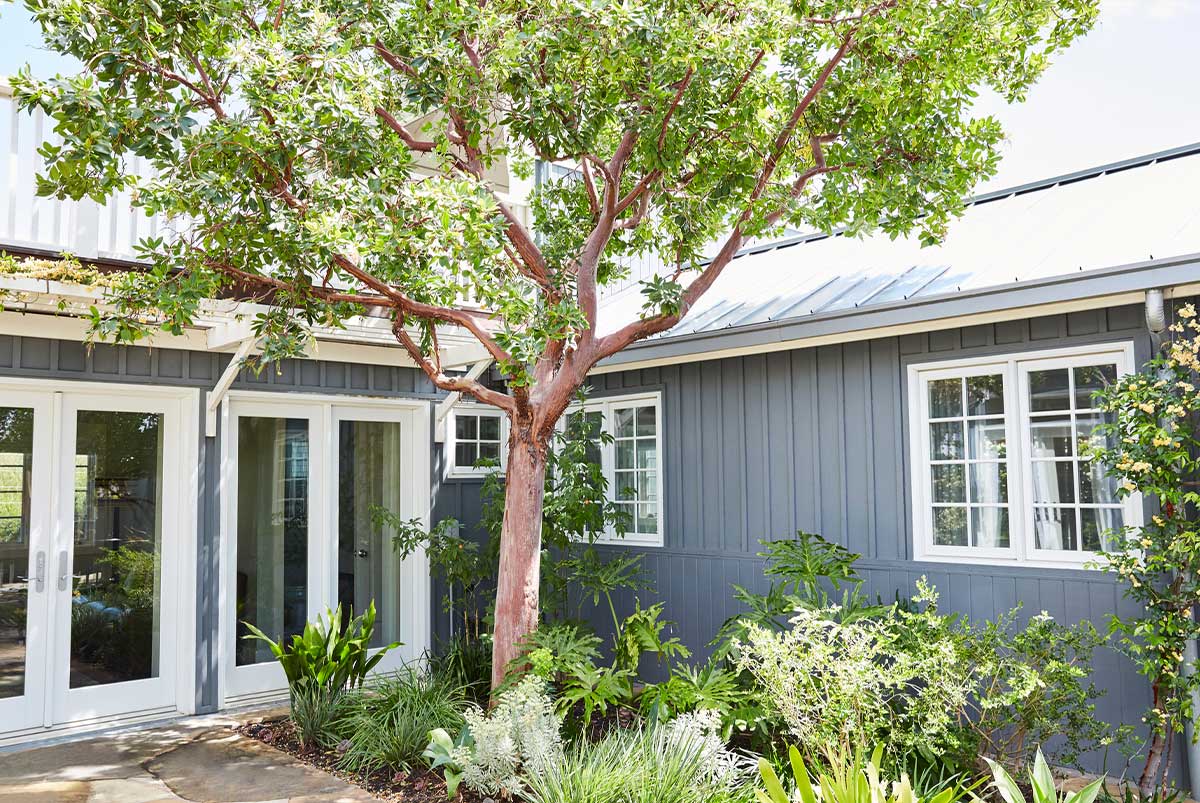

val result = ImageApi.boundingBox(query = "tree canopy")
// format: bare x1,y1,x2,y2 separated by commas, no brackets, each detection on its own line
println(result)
12,0,1097,428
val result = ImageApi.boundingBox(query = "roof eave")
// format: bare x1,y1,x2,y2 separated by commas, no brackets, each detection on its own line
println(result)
595,252,1200,372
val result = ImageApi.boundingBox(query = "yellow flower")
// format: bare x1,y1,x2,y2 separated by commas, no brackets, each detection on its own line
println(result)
1122,480,1137,491
1177,382,1194,392
1139,402,1156,414
1153,515,1164,526
1180,304,1197,318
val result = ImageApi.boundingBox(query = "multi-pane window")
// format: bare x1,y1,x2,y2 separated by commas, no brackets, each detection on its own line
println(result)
567,393,663,547
1023,361,1122,553
447,409,505,477
911,345,1138,567
925,373,1009,549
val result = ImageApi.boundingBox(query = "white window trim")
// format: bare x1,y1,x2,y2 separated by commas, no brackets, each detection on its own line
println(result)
445,404,509,479
908,342,1141,569
566,391,664,548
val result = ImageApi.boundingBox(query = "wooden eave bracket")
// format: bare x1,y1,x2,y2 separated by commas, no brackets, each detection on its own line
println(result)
205,334,257,437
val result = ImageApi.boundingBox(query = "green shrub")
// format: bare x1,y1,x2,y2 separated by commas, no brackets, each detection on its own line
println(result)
335,667,467,774
430,633,493,706
735,580,973,761
964,608,1115,771
523,711,756,803
711,532,886,661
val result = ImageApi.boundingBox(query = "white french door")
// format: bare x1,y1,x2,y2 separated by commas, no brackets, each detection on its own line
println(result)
0,381,197,740
221,394,430,705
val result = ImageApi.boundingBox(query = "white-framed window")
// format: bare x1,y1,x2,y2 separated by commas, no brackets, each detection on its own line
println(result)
446,406,507,478
566,391,664,548
908,342,1140,568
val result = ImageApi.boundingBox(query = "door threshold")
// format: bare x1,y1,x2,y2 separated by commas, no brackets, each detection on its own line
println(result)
0,704,284,754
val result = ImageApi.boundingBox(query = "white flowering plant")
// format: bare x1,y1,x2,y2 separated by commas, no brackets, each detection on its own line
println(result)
1089,301,1200,792
425,674,563,799
734,580,975,762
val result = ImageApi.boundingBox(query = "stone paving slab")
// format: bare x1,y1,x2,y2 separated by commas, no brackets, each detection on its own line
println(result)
0,711,378,803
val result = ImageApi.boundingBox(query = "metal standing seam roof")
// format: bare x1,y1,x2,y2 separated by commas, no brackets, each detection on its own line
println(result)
596,142,1200,341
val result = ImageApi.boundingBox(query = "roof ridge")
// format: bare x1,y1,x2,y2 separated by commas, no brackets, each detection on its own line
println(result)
729,140,1200,261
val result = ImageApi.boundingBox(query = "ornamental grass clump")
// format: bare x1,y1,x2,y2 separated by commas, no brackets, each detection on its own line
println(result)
335,667,468,774
523,710,757,803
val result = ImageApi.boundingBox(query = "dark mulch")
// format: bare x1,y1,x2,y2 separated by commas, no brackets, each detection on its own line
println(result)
237,717,485,803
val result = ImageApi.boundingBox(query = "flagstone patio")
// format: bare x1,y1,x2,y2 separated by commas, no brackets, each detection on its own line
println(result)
0,711,378,803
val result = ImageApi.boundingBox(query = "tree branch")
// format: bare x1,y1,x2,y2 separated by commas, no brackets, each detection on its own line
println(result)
657,66,694,153
391,316,516,411
590,28,860,363
374,107,437,152
726,49,765,105
373,40,419,78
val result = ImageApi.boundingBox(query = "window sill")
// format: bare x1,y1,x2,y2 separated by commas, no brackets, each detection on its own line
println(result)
592,532,664,549
445,469,501,481
914,550,1106,571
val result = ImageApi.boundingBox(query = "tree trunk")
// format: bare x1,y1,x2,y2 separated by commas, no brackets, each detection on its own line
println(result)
490,427,548,691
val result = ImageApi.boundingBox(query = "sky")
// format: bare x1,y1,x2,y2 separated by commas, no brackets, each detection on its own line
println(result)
0,1,1197,193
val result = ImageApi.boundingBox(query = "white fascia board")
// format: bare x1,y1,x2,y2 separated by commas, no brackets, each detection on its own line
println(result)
0,278,478,368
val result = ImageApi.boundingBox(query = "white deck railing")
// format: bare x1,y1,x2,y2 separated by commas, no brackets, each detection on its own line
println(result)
1,81,651,321
1,84,165,262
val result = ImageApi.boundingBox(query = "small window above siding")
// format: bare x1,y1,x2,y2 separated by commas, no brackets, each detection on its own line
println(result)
446,406,507,478
908,343,1140,568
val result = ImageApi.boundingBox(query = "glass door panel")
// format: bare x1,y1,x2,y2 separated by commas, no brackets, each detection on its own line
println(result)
68,410,164,689
337,419,403,647
235,417,310,666
0,407,36,701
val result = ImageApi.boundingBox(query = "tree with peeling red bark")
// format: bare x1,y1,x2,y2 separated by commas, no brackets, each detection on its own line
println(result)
12,0,1097,690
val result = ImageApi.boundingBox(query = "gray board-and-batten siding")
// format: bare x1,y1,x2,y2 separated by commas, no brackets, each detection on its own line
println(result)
439,300,1170,778
0,332,440,714
0,301,1173,778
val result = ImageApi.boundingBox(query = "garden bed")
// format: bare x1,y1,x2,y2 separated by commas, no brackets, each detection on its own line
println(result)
238,717,482,803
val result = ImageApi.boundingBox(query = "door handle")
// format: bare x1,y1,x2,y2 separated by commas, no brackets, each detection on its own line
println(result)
33,551,46,593
57,550,69,591
355,549,369,559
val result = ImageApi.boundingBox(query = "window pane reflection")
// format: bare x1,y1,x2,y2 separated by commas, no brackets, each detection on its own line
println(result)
70,410,163,689
338,420,403,647
236,418,309,666
0,407,33,700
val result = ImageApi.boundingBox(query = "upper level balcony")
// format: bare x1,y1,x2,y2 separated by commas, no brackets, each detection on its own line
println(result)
0,84,165,263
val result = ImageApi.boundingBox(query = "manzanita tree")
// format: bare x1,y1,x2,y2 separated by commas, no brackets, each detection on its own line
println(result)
8,0,1097,688
1091,304,1200,792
